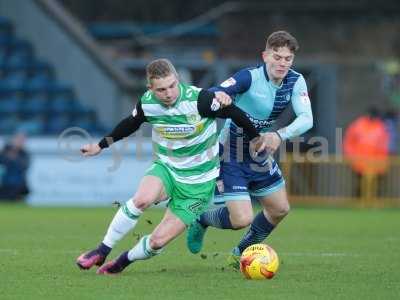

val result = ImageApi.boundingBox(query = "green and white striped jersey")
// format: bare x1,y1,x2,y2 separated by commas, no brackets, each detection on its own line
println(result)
139,83,219,184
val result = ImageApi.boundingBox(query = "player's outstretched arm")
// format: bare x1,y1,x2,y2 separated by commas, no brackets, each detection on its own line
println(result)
80,101,147,156
198,89,265,152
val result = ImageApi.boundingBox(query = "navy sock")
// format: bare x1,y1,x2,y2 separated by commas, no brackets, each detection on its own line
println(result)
199,207,233,229
97,242,112,257
237,211,275,253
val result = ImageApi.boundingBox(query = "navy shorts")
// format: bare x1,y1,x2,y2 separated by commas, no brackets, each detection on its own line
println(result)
217,143,285,202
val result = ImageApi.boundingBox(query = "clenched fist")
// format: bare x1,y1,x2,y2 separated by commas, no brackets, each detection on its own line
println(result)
80,143,102,156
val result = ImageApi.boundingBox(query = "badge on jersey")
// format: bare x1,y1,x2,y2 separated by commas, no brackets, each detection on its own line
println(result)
220,77,236,88
132,108,138,117
300,92,311,105
186,113,201,124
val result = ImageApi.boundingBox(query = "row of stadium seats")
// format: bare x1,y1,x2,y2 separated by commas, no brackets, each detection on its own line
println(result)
0,114,104,135
0,16,107,135
88,22,218,40
0,96,92,115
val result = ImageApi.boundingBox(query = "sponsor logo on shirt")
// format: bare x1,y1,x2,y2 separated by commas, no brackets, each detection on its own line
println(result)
247,115,275,130
220,77,236,88
155,123,204,139
232,186,247,190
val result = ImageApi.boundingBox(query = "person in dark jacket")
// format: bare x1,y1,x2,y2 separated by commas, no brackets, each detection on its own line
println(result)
0,133,30,201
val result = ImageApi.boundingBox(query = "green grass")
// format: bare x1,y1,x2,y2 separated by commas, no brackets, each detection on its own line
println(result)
0,203,399,300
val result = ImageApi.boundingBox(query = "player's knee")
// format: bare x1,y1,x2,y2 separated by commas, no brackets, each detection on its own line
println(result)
231,213,253,229
272,202,290,220
132,194,152,210
281,202,290,217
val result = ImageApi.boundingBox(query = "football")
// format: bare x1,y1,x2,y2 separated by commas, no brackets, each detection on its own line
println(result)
239,244,279,279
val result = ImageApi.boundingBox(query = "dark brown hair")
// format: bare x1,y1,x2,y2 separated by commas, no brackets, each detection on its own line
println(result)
146,58,178,83
266,31,299,53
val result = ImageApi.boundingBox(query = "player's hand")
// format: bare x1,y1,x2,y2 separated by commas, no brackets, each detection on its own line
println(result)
250,132,282,156
260,132,282,154
80,143,102,156
249,136,267,156
214,91,232,108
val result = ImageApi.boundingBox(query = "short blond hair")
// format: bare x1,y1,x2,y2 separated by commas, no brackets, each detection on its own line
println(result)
146,58,178,83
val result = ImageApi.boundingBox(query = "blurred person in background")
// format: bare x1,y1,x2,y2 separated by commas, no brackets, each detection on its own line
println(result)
0,132,30,201
382,109,399,155
343,107,390,199
186,30,313,269
344,107,389,175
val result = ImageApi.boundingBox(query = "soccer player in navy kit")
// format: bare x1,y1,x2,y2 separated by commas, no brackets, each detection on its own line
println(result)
187,31,314,269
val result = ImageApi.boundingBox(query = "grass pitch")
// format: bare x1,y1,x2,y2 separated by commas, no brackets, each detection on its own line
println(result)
0,203,399,300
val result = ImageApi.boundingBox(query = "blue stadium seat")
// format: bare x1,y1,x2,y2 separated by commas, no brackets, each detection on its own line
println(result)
49,95,74,113
0,48,7,65
0,17,13,45
25,73,53,90
46,114,72,134
18,116,45,135
21,96,48,115
71,110,98,133
0,97,20,114
0,75,25,91
0,15,106,135
0,115,19,134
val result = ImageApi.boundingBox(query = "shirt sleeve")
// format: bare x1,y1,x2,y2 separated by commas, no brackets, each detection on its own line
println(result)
208,68,252,97
277,75,313,140
197,89,259,140
98,101,147,149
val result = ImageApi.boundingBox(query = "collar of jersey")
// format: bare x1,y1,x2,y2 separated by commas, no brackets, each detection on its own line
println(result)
263,63,270,82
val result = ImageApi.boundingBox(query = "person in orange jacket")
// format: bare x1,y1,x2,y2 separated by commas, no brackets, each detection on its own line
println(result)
343,107,389,176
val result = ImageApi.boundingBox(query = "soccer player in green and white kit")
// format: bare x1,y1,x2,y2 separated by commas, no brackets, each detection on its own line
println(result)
76,58,266,274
